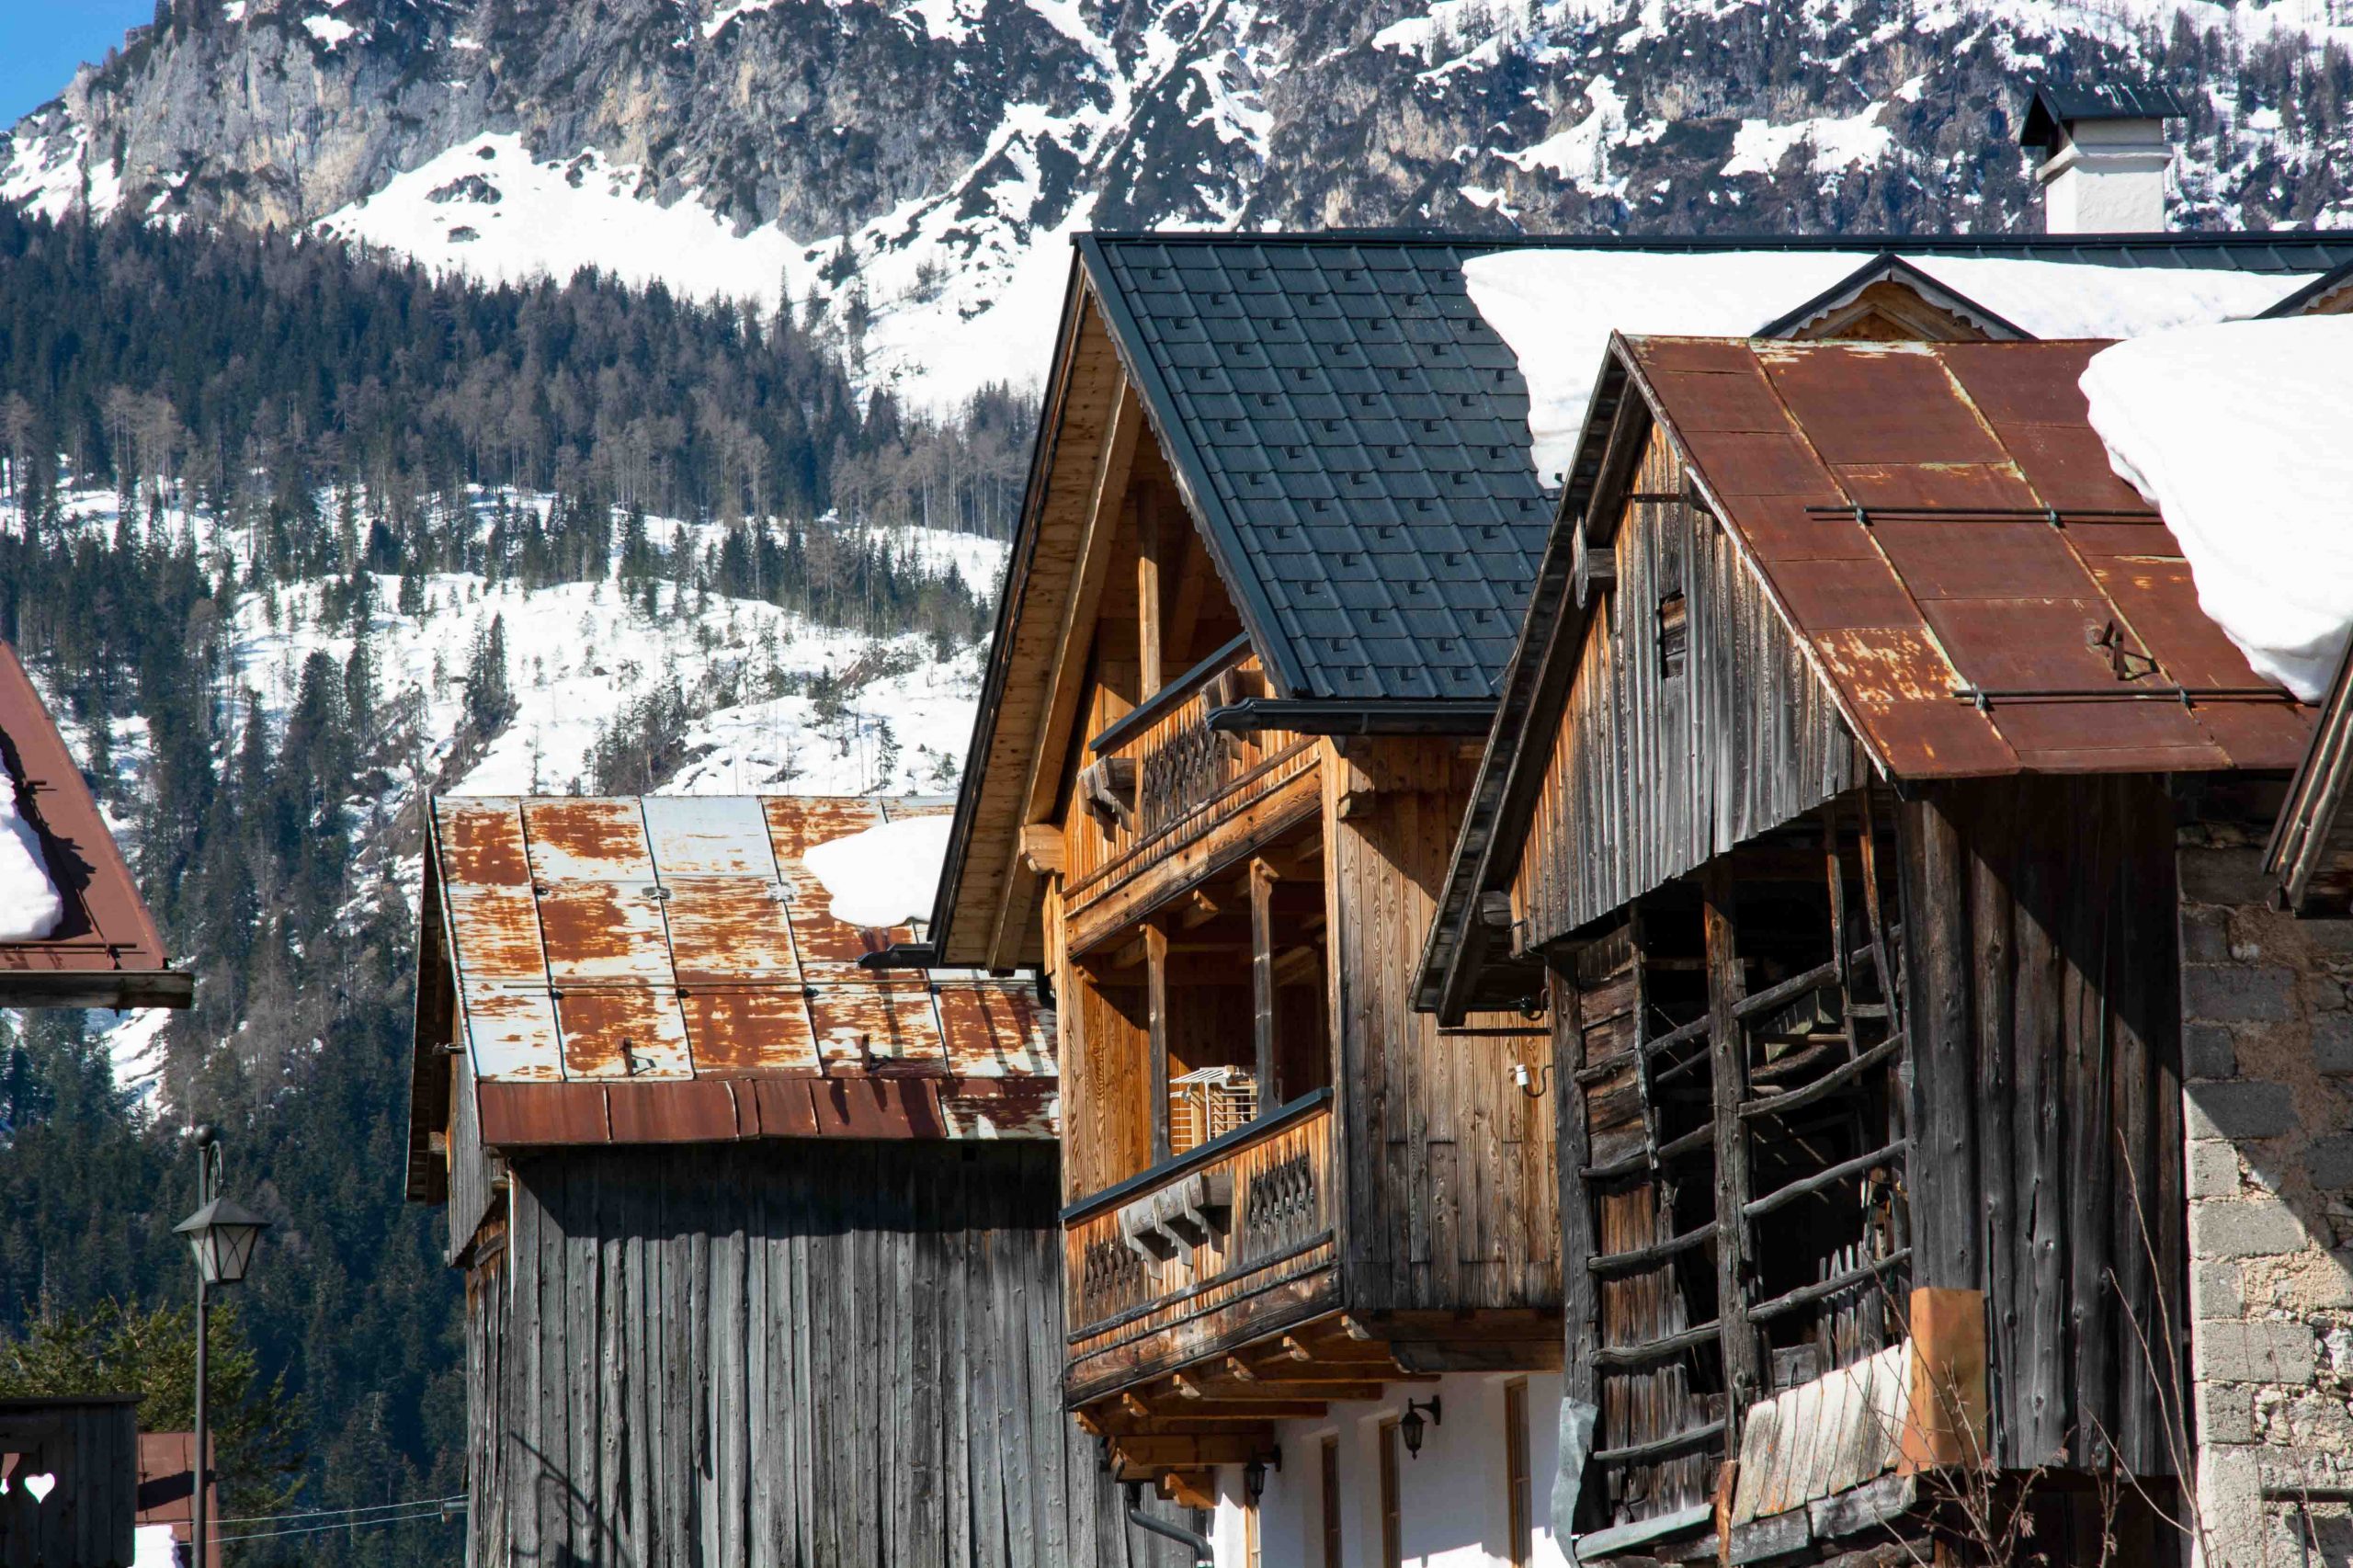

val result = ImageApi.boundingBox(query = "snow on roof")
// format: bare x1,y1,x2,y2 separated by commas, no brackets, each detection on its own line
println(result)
2081,315,2353,703
0,753,63,942
802,812,955,930
1460,249,2321,485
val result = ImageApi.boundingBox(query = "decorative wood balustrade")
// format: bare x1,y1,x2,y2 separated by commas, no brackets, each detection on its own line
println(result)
1062,1094,1337,1396
1065,642,1320,952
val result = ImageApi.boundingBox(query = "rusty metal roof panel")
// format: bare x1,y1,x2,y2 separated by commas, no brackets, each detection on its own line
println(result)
0,642,190,1008
641,795,778,875
420,795,1058,1152
1626,335,2317,778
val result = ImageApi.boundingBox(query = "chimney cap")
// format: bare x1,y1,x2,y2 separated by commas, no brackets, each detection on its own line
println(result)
2019,83,2188,148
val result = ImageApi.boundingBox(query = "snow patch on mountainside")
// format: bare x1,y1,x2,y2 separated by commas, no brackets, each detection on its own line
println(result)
314,127,1081,413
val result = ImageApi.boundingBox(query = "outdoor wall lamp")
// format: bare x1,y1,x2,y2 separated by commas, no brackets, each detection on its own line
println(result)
1399,1395,1442,1459
1244,1448,1280,1503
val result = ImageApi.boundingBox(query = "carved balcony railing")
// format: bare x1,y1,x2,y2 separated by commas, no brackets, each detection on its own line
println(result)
1061,1092,1336,1392
1064,639,1319,949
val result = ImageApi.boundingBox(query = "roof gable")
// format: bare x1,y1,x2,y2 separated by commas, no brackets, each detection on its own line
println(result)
1086,236,1551,703
1419,334,2315,1018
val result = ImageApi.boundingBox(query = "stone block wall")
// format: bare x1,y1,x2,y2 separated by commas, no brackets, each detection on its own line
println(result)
2181,835,2353,1566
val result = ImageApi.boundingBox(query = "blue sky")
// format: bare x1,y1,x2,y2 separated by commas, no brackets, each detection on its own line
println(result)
0,0,153,127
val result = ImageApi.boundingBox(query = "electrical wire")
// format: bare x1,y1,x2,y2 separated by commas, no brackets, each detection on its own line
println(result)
213,1494,468,1526
215,1505,463,1544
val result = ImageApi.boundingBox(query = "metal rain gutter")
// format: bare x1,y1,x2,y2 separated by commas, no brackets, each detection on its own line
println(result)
1204,699,1496,737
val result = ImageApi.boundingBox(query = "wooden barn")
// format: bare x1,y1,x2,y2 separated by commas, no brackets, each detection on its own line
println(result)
404,793,1161,1568
1419,335,2320,1565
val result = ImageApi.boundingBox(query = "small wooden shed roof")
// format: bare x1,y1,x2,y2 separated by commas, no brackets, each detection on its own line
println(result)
0,642,188,1010
408,795,1055,1190
1421,335,2315,1016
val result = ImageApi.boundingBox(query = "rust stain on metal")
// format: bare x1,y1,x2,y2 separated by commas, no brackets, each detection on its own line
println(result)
682,987,820,1072
443,883,545,983
553,985,693,1079
1625,336,2318,778
665,877,801,983
811,983,947,1074
425,795,1057,1147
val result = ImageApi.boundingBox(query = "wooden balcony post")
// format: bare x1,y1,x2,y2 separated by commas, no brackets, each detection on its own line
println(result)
1250,858,1278,1115
1147,921,1172,1164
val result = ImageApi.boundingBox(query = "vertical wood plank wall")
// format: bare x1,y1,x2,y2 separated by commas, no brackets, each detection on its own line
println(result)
463,1142,1158,1568
1898,774,2185,1478
1328,737,1560,1314
1513,425,1866,947
0,1397,140,1568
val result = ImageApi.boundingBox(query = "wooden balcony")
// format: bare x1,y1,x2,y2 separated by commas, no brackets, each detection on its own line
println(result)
1062,1090,1337,1403
1064,638,1319,956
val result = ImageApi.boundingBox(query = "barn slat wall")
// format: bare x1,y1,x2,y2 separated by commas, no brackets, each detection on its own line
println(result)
465,1142,1158,1568
1328,737,1559,1314
0,1397,140,1568
1898,775,2184,1477
1514,425,1866,948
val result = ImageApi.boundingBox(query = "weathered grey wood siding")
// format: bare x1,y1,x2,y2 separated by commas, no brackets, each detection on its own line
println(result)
1900,774,2185,1478
0,1396,140,1568
446,1046,497,1265
462,1141,1162,1568
1515,424,1867,946
1329,738,1560,1317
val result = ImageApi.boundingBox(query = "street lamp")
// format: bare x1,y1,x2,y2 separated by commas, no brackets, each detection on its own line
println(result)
174,1128,269,1568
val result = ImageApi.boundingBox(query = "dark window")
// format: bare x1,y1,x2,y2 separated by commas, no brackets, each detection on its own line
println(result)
1657,589,1688,679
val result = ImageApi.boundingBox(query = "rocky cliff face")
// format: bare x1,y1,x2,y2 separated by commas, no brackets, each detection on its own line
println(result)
10,0,2352,403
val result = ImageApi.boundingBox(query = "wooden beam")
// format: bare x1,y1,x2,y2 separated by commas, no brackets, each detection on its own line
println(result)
1178,888,1224,929
1251,857,1278,1114
1147,922,1171,1165
1109,1436,1269,1472
1160,1470,1217,1510
995,372,1145,966
1703,859,1760,1441
1018,823,1064,878
1131,1398,1330,1421
1138,484,1165,698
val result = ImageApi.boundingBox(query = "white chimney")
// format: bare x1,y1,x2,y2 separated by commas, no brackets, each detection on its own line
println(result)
2020,84,2186,234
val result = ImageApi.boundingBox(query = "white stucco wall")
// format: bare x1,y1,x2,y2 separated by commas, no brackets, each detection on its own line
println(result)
1204,1371,1574,1568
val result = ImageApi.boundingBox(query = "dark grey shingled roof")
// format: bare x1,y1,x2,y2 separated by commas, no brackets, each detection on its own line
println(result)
1085,237,1546,702
1075,230,2353,706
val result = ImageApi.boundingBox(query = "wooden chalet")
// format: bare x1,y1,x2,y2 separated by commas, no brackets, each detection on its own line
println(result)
404,793,1159,1568
919,233,1576,1503
0,641,188,1010
1419,334,2320,1564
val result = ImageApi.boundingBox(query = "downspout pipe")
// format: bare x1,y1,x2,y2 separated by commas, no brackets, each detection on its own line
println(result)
1125,1483,1214,1564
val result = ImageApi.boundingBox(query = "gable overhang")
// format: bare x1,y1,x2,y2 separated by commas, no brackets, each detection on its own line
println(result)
1756,253,2031,342
1420,332,2317,1021
927,239,1493,968
2259,259,2353,318
0,641,190,1010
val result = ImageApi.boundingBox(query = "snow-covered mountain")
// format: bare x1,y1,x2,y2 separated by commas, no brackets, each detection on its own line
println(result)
8,0,2352,411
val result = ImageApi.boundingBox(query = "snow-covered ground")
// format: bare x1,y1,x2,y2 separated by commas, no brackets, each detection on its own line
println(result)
28,483,1006,1097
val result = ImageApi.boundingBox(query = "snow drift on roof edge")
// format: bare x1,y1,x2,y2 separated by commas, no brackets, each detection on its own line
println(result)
1460,249,2318,486
2081,315,2353,704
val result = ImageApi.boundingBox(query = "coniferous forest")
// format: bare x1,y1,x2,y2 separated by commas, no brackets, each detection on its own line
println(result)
0,207,1035,1565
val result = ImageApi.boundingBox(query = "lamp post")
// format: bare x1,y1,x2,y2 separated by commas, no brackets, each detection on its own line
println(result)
174,1128,269,1568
